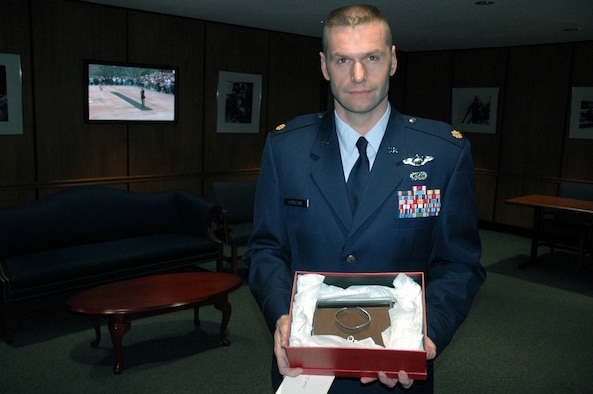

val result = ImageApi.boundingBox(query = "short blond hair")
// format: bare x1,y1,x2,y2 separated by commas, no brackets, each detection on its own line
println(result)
322,5,393,53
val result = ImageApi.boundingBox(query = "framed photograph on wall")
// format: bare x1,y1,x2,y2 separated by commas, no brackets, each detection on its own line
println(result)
568,87,593,140
451,87,499,134
0,53,24,135
216,71,262,133
84,60,178,123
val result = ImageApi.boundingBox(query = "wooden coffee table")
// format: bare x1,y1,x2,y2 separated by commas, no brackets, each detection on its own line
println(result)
66,272,242,374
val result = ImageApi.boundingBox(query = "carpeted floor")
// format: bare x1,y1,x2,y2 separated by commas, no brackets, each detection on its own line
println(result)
434,230,593,393
1,230,592,393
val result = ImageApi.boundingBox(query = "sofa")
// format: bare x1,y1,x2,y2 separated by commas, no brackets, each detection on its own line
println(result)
0,186,224,343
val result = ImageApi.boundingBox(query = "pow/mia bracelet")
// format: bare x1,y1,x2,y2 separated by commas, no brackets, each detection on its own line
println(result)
335,306,372,331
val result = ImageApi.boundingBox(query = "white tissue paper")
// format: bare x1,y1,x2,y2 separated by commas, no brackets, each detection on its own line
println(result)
289,273,424,350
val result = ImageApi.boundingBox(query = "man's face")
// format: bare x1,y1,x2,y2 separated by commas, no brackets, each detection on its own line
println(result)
320,22,397,121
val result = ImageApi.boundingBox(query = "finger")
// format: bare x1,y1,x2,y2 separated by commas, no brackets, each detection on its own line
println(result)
397,370,414,390
275,348,303,377
273,319,303,377
360,376,378,385
277,352,303,377
274,328,283,348
376,371,398,388
276,315,291,346
425,336,437,360
274,336,302,376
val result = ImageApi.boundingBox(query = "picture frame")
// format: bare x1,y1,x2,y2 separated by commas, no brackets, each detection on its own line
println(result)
84,60,178,123
0,53,24,135
451,87,499,134
216,71,262,133
568,87,593,140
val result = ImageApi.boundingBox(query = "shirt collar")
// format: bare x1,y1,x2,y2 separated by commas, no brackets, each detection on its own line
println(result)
335,103,391,157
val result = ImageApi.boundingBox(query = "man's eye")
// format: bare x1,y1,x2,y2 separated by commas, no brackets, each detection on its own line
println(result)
337,58,348,64
368,55,377,61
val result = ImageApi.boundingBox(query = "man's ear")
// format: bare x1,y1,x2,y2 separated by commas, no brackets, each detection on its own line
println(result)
390,45,398,76
320,51,330,81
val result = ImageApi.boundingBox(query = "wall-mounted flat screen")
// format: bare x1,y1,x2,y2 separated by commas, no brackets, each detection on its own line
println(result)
85,60,177,123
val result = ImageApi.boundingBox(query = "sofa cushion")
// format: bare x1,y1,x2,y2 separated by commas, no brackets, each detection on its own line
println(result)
0,187,183,258
3,233,219,292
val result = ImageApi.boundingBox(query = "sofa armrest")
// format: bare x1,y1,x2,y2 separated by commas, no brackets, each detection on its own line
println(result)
210,209,228,244
174,191,224,243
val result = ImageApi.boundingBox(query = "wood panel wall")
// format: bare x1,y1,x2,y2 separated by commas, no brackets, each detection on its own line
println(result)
563,42,593,179
453,48,508,222
126,10,206,195
402,45,593,228
1,0,592,230
402,51,454,122
203,22,269,182
0,0,35,204
494,44,574,227
31,1,129,199
0,0,326,204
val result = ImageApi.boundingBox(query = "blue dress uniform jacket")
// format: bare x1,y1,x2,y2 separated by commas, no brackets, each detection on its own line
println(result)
245,107,486,390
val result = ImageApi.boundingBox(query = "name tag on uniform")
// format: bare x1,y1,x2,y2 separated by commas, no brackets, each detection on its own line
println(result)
284,198,309,208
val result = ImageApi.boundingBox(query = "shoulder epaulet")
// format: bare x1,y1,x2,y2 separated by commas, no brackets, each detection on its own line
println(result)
272,112,327,134
404,115,465,146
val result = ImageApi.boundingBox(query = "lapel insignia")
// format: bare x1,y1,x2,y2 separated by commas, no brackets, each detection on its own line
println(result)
410,171,428,181
387,146,398,154
451,130,463,139
320,140,330,147
403,154,434,167
275,123,286,131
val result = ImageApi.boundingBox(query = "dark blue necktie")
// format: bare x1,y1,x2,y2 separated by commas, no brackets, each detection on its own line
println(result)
347,137,370,213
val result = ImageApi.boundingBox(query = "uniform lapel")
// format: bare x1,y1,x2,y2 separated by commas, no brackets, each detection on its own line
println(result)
310,114,353,229
348,111,407,234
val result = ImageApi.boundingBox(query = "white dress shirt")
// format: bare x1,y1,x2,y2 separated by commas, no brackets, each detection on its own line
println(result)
335,104,391,181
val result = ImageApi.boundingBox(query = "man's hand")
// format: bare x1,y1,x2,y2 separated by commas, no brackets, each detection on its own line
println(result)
274,314,303,377
360,336,437,389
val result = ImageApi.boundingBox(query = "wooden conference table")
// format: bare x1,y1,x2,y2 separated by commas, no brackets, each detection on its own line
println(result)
506,194,593,269
66,272,242,374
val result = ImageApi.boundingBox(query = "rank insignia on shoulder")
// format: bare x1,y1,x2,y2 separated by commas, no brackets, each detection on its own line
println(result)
451,130,463,139
403,154,434,167
275,124,286,131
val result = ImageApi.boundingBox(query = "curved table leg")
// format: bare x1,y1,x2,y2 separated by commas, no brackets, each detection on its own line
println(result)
213,295,232,346
108,317,131,374
194,307,200,326
90,316,101,348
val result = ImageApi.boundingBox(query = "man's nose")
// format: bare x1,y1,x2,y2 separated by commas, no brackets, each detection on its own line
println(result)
352,62,366,83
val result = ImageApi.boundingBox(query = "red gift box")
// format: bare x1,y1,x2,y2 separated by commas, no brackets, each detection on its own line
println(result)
286,271,427,380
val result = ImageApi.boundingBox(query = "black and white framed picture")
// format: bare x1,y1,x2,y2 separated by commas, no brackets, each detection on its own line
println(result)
0,53,24,135
568,87,593,139
216,71,262,133
452,87,499,134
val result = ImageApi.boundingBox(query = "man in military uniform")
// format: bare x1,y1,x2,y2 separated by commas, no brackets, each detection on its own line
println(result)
244,4,486,393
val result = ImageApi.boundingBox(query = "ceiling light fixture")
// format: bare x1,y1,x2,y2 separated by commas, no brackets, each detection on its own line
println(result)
475,1,495,5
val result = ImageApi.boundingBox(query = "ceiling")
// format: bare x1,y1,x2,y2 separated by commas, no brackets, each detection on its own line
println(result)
81,0,593,52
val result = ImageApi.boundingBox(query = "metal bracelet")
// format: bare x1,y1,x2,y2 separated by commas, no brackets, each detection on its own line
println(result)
334,306,372,331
